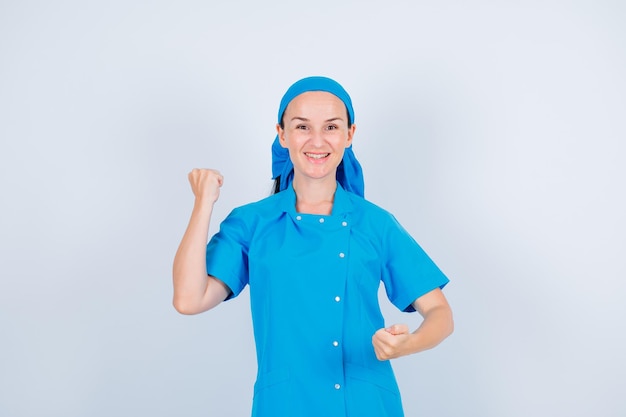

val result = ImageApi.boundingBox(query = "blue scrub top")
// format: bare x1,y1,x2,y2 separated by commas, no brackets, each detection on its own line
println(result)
206,183,449,417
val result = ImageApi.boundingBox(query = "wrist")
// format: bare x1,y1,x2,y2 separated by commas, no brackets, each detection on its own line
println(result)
192,197,216,214
195,193,217,205
405,332,423,355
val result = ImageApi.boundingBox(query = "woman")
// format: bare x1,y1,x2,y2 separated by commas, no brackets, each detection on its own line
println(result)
173,76,453,417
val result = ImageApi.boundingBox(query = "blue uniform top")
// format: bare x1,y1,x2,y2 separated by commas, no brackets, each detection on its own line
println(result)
206,183,449,417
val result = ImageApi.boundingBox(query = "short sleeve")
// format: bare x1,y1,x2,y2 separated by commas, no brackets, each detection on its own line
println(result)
205,207,250,300
381,214,449,312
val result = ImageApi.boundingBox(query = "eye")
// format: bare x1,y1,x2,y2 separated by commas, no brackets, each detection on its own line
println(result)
296,125,308,130
326,124,338,131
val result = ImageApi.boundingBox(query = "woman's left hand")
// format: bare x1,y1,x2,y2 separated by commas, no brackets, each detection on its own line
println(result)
372,324,412,361
371,288,454,361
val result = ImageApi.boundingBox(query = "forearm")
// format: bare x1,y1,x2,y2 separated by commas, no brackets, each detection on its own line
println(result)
172,199,214,314
407,305,454,354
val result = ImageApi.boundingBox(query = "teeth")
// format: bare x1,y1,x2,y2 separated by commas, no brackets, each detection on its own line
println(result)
305,153,330,159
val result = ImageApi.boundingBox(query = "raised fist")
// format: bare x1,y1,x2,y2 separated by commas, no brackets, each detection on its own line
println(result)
188,168,224,204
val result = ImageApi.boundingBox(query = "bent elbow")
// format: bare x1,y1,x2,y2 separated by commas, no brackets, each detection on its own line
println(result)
446,310,455,338
172,297,202,315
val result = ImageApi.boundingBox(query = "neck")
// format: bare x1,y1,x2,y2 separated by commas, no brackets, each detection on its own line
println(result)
292,176,337,215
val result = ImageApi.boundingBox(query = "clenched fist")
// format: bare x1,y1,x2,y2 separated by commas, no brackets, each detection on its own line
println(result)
188,168,224,204
372,324,412,361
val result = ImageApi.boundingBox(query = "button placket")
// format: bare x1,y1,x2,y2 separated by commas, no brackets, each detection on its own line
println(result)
328,215,349,397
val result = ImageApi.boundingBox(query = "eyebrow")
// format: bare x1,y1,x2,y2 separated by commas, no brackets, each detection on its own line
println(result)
290,117,344,123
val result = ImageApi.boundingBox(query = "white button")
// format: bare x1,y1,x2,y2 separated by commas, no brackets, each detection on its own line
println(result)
319,218,325,223
334,384,341,390
335,296,341,302
296,215,302,221
339,252,345,258
342,221,348,227
332,341,339,347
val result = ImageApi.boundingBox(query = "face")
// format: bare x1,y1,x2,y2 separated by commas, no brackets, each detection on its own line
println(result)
277,91,355,187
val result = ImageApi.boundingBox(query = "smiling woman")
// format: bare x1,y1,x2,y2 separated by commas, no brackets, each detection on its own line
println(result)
172,76,454,417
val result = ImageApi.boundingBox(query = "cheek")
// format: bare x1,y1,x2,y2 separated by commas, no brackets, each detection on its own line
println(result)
328,132,350,147
280,137,297,153
287,130,308,144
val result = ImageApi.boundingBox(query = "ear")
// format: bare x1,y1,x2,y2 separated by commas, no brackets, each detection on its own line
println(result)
276,123,288,148
345,124,356,148
276,123,287,148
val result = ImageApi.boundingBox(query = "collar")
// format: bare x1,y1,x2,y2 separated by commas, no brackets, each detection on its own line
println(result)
278,182,354,216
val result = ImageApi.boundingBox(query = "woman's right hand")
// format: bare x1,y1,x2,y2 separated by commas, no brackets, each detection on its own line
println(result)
188,168,224,204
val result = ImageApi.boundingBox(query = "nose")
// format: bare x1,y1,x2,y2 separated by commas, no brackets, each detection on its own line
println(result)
309,128,325,147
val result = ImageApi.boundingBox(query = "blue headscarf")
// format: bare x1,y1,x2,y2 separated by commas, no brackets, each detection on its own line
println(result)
271,76,365,197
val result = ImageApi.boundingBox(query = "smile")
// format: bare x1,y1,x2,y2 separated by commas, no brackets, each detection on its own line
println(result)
305,153,330,159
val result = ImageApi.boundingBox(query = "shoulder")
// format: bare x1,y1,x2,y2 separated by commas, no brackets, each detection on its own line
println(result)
345,191,398,224
214,193,284,243
347,192,422,251
339,191,410,244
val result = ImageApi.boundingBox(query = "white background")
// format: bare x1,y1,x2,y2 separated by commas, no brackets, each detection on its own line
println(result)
1,1,625,416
